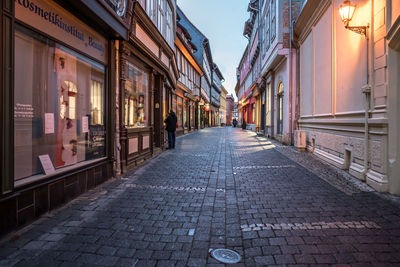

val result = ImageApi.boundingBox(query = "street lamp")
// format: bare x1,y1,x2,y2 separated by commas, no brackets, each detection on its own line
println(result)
339,1,367,36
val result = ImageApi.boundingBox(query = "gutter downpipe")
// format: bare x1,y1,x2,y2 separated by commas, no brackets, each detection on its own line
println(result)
289,0,293,145
115,40,121,178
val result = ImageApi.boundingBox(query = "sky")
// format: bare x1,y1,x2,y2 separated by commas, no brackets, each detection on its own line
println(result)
177,0,250,100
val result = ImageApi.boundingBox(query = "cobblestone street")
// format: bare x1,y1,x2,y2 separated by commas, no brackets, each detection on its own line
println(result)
1,127,400,266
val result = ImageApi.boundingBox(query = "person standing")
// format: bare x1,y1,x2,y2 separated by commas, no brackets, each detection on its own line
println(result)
164,110,177,149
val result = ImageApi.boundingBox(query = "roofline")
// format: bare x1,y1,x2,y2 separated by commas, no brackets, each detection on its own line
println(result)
177,6,207,40
176,33,203,74
203,39,213,65
213,63,224,81
238,45,249,68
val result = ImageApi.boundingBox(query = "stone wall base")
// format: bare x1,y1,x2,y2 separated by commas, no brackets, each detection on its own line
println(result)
366,170,389,192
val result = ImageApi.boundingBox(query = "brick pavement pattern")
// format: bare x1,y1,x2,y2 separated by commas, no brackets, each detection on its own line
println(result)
1,127,400,266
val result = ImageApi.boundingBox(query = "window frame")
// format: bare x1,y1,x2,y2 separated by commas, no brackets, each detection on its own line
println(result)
13,23,108,181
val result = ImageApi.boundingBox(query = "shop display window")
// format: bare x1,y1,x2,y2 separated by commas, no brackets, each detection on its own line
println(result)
14,25,106,180
177,96,183,128
124,62,148,128
173,95,177,114
191,103,195,128
183,101,187,128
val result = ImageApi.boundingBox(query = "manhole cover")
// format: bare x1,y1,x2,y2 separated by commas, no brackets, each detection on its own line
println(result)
210,248,241,264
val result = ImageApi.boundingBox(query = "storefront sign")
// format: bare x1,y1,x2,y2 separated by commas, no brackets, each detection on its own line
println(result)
15,0,107,64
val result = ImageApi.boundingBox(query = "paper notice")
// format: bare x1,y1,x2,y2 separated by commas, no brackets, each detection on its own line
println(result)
82,116,89,133
44,113,54,134
38,154,55,175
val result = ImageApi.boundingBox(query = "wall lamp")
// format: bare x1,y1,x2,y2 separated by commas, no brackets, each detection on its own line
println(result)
339,1,368,36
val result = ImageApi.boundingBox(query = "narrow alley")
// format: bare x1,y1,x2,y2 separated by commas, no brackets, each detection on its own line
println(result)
1,128,400,266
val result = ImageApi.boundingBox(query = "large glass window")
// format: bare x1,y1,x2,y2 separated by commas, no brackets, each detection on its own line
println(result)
177,96,183,128
173,95,177,114
14,25,106,180
124,62,148,128
190,102,195,128
183,100,187,128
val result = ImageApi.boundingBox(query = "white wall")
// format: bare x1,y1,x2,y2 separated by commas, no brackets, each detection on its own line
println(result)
299,2,368,116
274,58,289,138
300,32,313,116
314,4,332,115
335,0,367,113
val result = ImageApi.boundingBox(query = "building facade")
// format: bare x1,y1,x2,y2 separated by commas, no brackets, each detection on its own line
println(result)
236,0,303,142
118,0,179,172
175,18,202,134
219,86,228,126
295,0,400,195
211,64,224,126
177,7,215,129
1,0,132,235
226,94,235,126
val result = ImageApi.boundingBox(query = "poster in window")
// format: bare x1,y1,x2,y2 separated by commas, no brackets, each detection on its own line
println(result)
55,48,78,167
39,154,55,175
44,113,55,134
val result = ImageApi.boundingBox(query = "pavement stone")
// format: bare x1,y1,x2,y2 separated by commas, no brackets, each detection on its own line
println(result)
1,128,400,266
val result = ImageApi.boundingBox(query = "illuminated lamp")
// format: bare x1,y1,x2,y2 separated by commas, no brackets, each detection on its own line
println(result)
338,1,367,36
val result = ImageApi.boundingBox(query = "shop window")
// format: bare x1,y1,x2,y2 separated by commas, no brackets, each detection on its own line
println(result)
173,95,177,114
252,103,255,124
183,101,187,128
177,96,183,128
163,86,167,120
124,62,148,128
91,79,103,125
14,25,106,181
191,103,195,128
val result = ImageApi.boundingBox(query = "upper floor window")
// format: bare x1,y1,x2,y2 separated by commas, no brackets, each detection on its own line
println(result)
271,0,276,41
157,0,165,36
265,9,270,52
143,0,173,49
146,0,156,23
166,4,173,47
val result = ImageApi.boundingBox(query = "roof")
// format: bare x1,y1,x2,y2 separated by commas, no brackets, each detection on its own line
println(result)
213,63,225,81
177,6,209,65
294,0,321,39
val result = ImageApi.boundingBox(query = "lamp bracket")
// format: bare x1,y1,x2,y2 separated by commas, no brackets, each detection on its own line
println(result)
345,25,367,36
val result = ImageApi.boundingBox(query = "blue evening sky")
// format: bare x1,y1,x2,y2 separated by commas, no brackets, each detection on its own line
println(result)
177,0,250,100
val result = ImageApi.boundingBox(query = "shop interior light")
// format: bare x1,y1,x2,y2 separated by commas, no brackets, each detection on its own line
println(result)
338,0,367,36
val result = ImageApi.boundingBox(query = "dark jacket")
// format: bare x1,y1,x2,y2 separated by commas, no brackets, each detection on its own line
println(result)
164,112,177,132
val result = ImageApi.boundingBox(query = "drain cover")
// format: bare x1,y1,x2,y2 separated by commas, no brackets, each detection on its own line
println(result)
210,248,241,264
